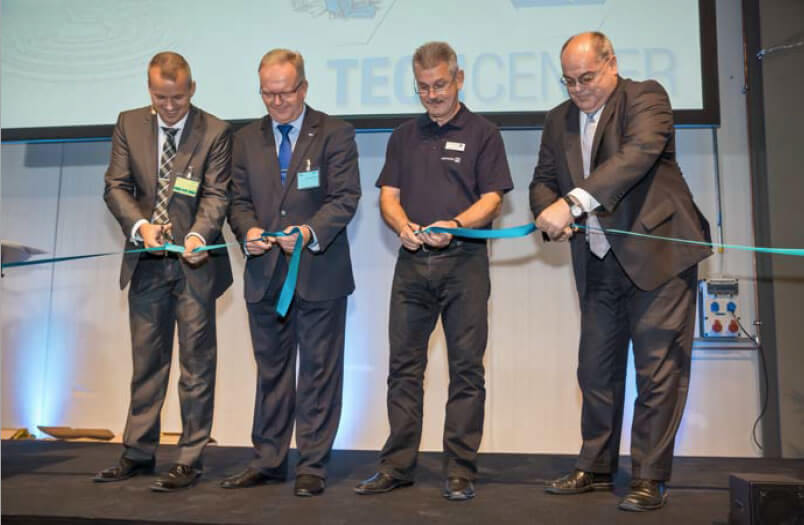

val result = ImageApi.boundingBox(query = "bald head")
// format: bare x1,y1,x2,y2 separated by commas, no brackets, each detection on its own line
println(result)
559,31,618,113
561,32,614,63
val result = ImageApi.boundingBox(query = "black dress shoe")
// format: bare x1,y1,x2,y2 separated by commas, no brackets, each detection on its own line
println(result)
353,472,413,495
618,479,667,511
295,474,325,497
545,469,613,494
443,477,475,501
150,463,201,492
92,457,155,482
220,467,284,489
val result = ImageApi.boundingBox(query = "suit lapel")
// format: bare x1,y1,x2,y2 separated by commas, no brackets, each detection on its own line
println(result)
144,109,158,193
563,104,584,187
590,78,623,167
280,106,320,204
260,116,283,197
164,107,203,205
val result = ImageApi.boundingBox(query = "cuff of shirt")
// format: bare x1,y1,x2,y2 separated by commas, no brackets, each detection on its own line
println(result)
568,188,601,213
305,225,320,252
184,232,206,246
130,219,148,245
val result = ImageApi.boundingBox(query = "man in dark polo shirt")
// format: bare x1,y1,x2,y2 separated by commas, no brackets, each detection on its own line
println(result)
354,41,513,501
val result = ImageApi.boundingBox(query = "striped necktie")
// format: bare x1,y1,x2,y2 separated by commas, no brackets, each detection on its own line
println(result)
151,127,178,241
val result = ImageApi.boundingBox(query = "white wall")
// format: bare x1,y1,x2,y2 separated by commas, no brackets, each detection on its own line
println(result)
1,0,763,458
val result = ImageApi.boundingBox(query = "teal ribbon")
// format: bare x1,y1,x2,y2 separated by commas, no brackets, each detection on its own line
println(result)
571,223,804,256
2,227,307,317
5,222,801,320
198,228,303,316
421,222,804,257
424,223,537,239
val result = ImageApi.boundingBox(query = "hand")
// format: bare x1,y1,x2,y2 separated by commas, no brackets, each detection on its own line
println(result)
276,225,311,255
535,199,573,240
553,226,576,242
140,222,172,249
182,235,208,264
419,220,454,248
399,222,423,251
245,227,273,255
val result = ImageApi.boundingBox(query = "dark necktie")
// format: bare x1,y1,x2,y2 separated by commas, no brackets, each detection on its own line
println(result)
151,127,178,241
277,124,293,185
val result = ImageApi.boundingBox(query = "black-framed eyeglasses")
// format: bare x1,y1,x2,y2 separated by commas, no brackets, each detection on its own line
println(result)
560,56,613,89
258,79,305,101
414,70,457,96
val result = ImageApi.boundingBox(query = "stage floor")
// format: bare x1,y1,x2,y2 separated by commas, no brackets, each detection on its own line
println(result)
2,440,803,524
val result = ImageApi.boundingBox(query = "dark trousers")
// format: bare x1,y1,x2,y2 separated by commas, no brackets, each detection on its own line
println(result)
123,256,217,468
246,276,347,480
379,242,490,481
575,251,697,481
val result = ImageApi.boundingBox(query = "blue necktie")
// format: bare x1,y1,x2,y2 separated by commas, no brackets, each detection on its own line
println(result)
277,124,292,185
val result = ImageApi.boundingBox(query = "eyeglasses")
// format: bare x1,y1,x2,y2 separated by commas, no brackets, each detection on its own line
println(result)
414,71,457,96
258,79,304,102
560,56,613,89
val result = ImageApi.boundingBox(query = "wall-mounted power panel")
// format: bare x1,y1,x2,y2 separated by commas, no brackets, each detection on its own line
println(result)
698,278,741,338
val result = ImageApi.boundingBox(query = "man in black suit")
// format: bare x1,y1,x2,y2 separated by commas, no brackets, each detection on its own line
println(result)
97,51,232,491
223,49,361,497
530,32,711,511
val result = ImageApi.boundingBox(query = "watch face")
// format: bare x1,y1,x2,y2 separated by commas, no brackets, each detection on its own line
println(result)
571,205,583,218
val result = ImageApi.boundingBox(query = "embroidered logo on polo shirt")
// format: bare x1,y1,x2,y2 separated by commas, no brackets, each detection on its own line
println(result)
440,156,461,164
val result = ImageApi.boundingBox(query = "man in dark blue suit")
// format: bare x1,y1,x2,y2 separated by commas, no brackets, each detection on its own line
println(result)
223,49,361,497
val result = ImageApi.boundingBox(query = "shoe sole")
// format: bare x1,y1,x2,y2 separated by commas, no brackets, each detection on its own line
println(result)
295,490,324,497
220,477,285,489
353,481,414,495
443,492,475,501
150,476,200,492
544,482,614,495
92,468,155,483
618,493,668,512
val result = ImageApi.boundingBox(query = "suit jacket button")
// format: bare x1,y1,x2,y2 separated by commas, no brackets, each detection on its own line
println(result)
280,210,287,216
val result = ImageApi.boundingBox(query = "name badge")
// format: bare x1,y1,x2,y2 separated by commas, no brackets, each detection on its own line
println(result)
297,169,320,190
445,141,466,152
173,174,199,197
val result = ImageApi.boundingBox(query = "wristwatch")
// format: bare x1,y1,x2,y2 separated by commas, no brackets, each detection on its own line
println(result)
563,195,584,219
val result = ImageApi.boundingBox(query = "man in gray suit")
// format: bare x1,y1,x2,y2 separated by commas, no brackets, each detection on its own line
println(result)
96,51,232,492
530,32,711,511
223,49,360,497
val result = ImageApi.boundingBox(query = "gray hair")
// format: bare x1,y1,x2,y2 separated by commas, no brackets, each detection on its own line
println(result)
413,41,459,75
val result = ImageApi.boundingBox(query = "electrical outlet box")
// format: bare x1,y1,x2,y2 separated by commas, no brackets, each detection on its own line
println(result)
699,278,741,338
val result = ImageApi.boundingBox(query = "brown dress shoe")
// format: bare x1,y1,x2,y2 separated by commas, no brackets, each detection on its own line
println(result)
295,474,325,497
92,457,155,482
150,463,201,492
618,479,668,511
443,477,475,501
545,469,614,494
353,472,413,495
220,467,284,489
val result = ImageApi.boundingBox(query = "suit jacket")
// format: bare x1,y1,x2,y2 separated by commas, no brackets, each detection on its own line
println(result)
104,105,233,299
530,77,711,297
228,105,361,304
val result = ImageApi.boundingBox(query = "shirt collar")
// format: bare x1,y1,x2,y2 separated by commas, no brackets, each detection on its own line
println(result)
157,110,189,132
418,102,468,131
272,105,307,135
